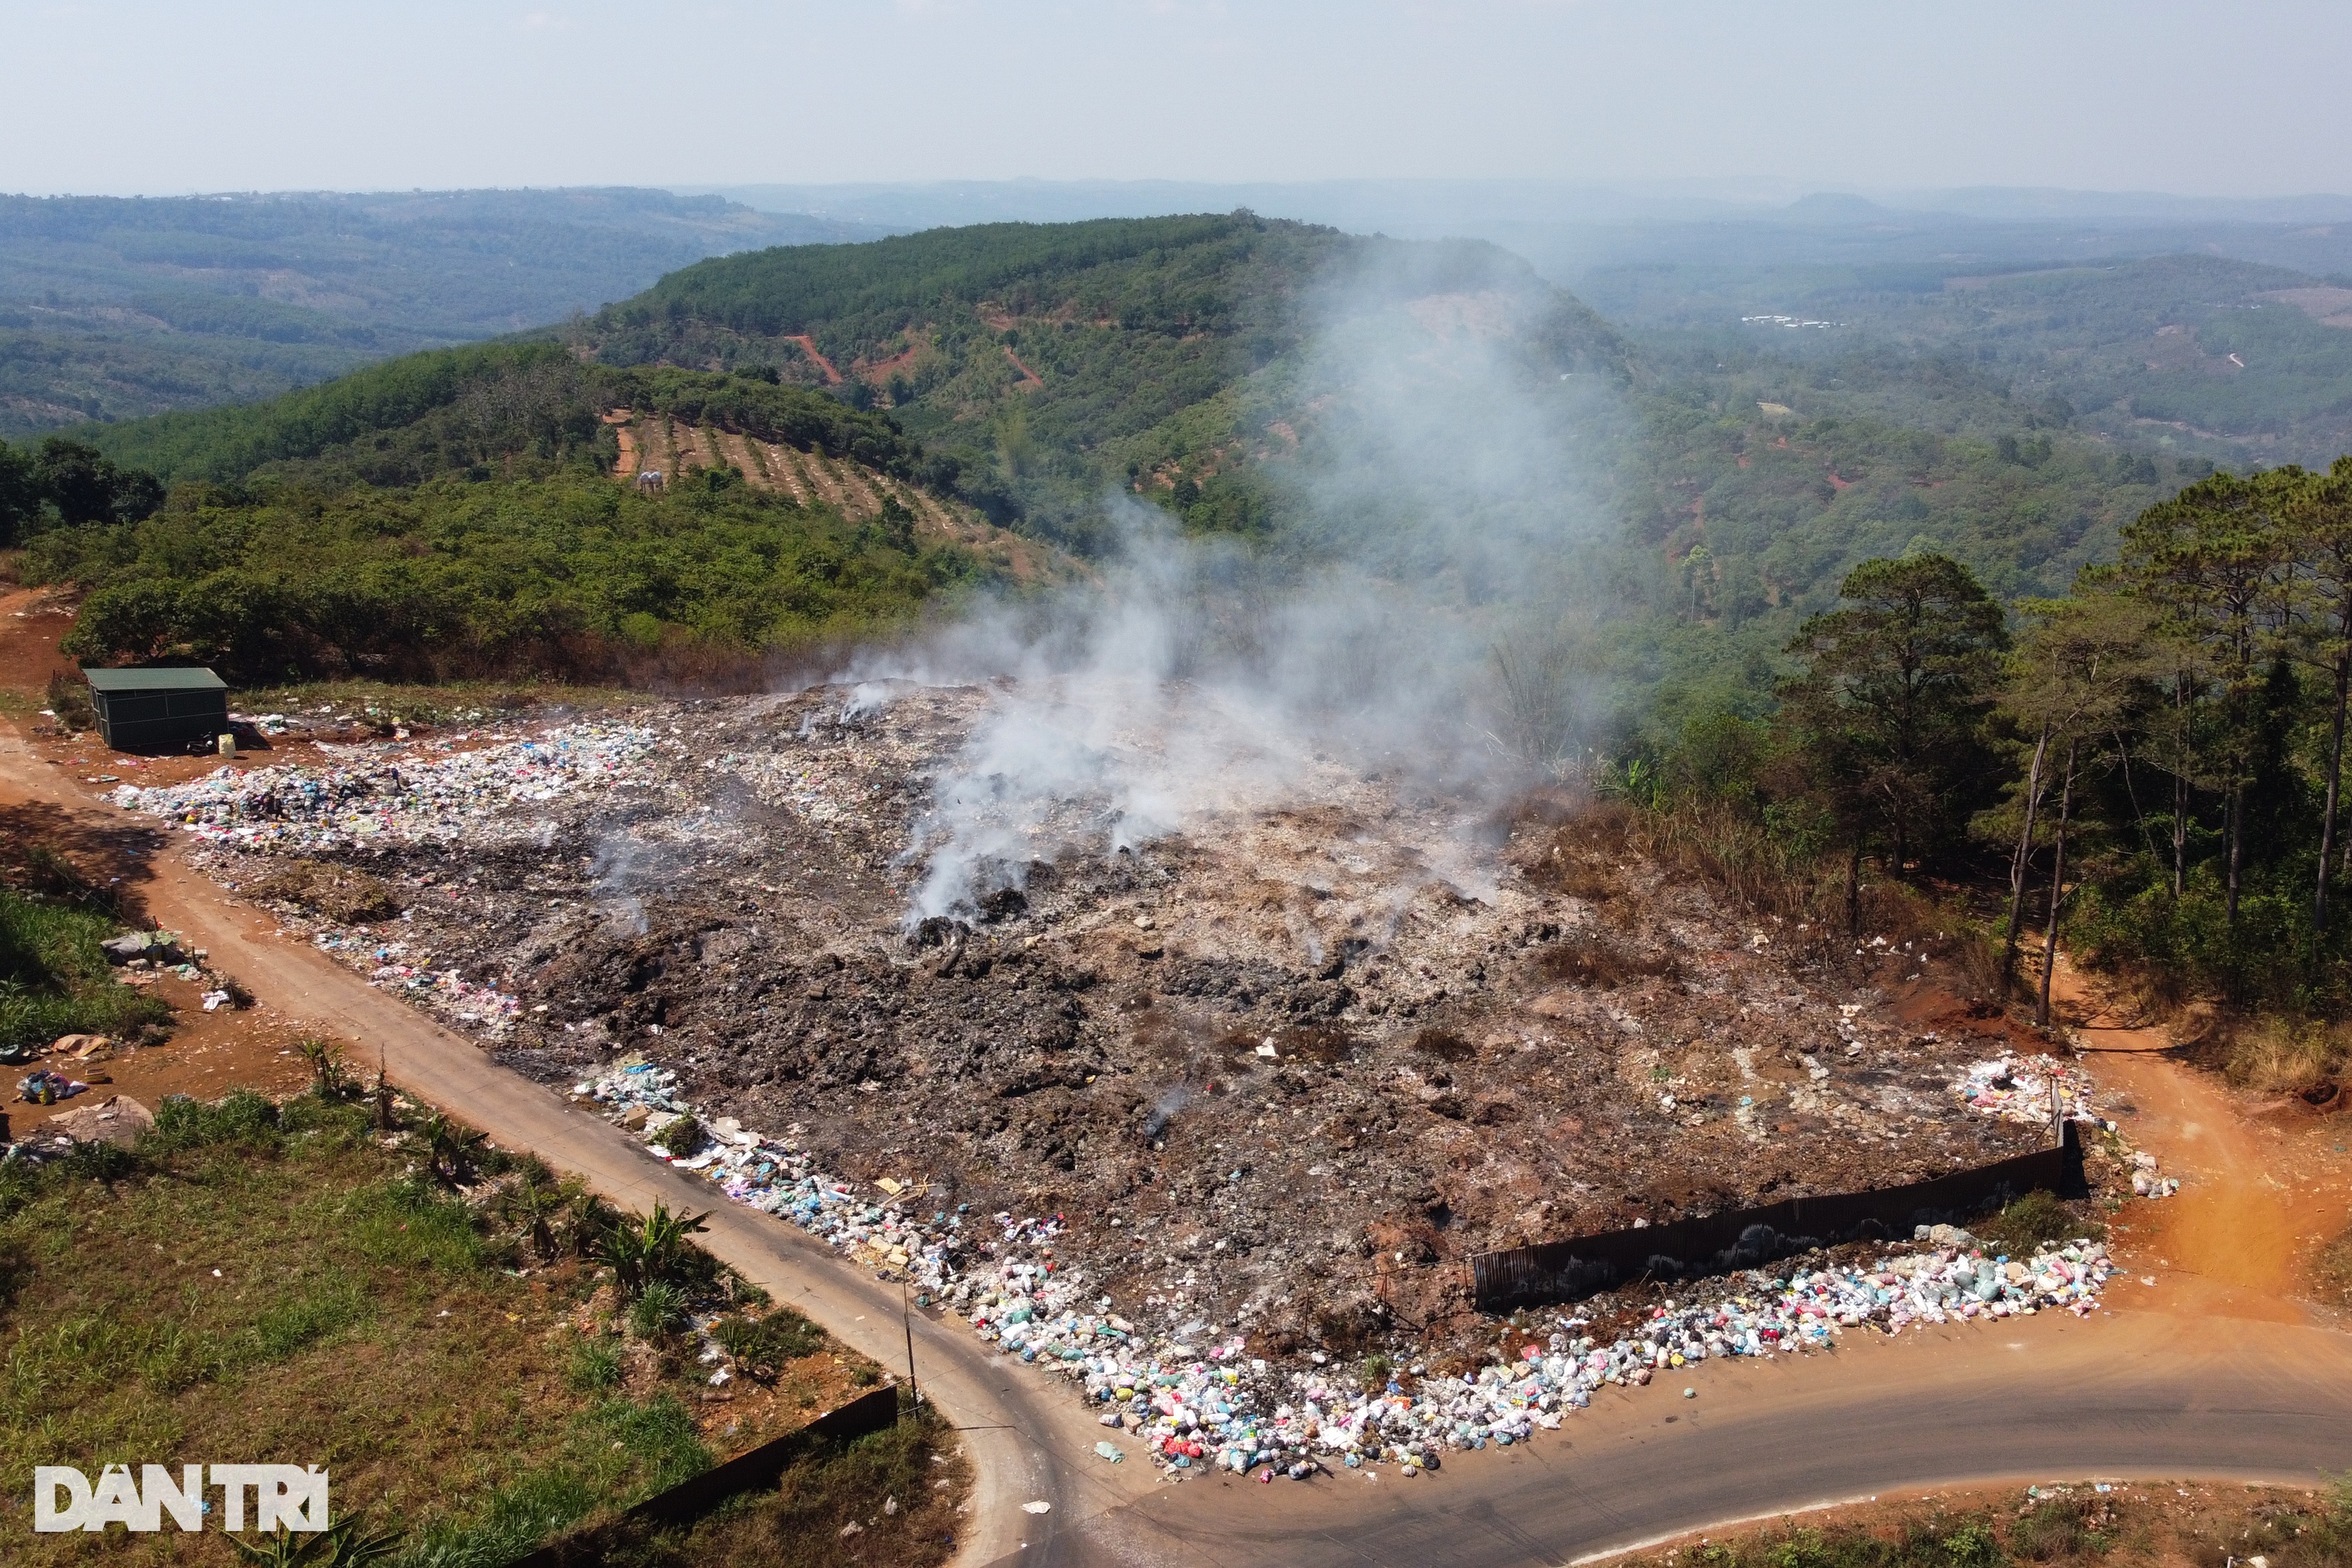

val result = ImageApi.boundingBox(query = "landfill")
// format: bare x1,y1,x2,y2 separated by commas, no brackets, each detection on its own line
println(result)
577,1053,2114,1479
1953,1054,2102,1127
109,721,663,853
106,684,2151,1460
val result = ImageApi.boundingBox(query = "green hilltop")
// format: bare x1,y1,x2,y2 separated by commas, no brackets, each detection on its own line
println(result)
576,213,1628,550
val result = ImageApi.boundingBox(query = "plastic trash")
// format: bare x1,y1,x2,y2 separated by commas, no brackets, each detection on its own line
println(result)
558,1015,2119,1484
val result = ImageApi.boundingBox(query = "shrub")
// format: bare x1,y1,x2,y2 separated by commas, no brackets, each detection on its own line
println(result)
645,1115,704,1158
627,1281,691,1342
567,1335,623,1393
1975,1190,2097,1256
43,670,94,732
592,1201,712,1300
711,1307,825,1380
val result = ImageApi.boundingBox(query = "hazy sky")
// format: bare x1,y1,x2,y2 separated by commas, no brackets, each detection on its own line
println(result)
8,1,2347,198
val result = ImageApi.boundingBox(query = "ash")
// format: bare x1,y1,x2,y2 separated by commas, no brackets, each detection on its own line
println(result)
138,684,2055,1360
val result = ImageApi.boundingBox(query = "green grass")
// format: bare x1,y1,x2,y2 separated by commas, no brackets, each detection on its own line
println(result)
0,1091,750,1564
532,1402,971,1568
1974,1191,2102,1259
0,881,171,1055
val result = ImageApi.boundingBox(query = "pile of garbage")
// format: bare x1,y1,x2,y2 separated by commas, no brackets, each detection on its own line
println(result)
573,1056,2115,1482
1953,1054,2179,1198
15,1068,89,1106
1954,1054,2105,1127
107,722,662,852
2126,1150,2180,1198
1063,1232,2111,1479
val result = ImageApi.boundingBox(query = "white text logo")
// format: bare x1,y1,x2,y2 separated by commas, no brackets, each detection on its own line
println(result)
32,1465,329,1533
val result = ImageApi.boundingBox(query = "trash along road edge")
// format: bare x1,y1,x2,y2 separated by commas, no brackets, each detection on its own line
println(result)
9,721,2352,1568
0,721,1137,1568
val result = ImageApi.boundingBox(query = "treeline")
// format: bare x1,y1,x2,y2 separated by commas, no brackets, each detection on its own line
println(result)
84,346,935,492
1630,456,2352,1019
578,215,1629,551
24,465,987,686
0,434,164,545
594,214,1298,356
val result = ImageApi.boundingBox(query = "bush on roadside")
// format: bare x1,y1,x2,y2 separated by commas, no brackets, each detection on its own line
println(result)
1975,1190,2099,1256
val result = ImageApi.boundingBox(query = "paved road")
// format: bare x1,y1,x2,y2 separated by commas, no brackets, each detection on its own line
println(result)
10,725,2352,1568
1061,1305,2352,1567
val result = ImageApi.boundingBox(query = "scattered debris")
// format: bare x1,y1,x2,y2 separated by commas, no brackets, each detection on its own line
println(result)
41,1093,155,1146
111,721,662,852
114,685,2144,1477
15,1070,86,1105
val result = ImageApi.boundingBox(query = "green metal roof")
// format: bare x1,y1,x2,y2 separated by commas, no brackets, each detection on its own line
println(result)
83,667,227,693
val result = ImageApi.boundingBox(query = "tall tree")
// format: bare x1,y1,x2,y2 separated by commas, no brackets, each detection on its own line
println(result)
1998,593,2155,1017
30,436,165,527
2288,459,2352,929
2119,470,2297,927
1781,553,2008,930
0,440,36,548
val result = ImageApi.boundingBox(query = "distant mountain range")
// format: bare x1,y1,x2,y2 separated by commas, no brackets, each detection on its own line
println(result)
0,187,891,436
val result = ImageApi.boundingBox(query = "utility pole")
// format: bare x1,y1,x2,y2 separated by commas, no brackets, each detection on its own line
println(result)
901,1275,919,1414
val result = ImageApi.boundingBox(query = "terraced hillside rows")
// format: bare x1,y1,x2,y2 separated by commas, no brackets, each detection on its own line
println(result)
604,407,1063,583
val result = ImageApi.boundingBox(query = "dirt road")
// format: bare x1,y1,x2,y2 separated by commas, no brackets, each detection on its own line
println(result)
0,719,1160,1567
8,716,2352,1568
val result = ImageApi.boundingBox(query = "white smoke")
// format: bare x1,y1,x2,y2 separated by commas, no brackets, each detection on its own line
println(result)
862,240,1622,923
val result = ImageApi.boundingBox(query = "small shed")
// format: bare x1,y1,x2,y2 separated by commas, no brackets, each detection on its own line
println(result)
84,667,229,753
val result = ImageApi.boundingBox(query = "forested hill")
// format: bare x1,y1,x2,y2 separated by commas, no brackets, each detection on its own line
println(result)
0,188,886,439
572,213,1629,549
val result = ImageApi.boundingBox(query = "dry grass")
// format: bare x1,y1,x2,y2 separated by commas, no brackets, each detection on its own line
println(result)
2315,1224,2352,1307
2216,1015,2352,1099
1613,797,2000,997
1409,1026,1476,1062
532,1403,971,1568
1532,932,1680,987
1606,1479,2352,1568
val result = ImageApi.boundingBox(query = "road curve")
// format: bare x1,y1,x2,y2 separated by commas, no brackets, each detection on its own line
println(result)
10,725,2352,1568
1054,1302,2352,1568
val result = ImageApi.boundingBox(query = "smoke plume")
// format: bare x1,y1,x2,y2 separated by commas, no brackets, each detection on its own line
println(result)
861,240,1622,923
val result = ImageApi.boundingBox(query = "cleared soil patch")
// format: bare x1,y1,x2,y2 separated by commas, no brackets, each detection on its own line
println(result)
785,335,842,384
597,412,1067,583
0,585,79,694
2051,955,2350,1325
608,410,642,477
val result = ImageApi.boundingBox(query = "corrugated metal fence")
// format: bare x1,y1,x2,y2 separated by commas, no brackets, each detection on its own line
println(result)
1472,1121,2083,1313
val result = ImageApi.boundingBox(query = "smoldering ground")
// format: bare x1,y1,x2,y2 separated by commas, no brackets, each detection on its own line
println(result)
856,240,1628,926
